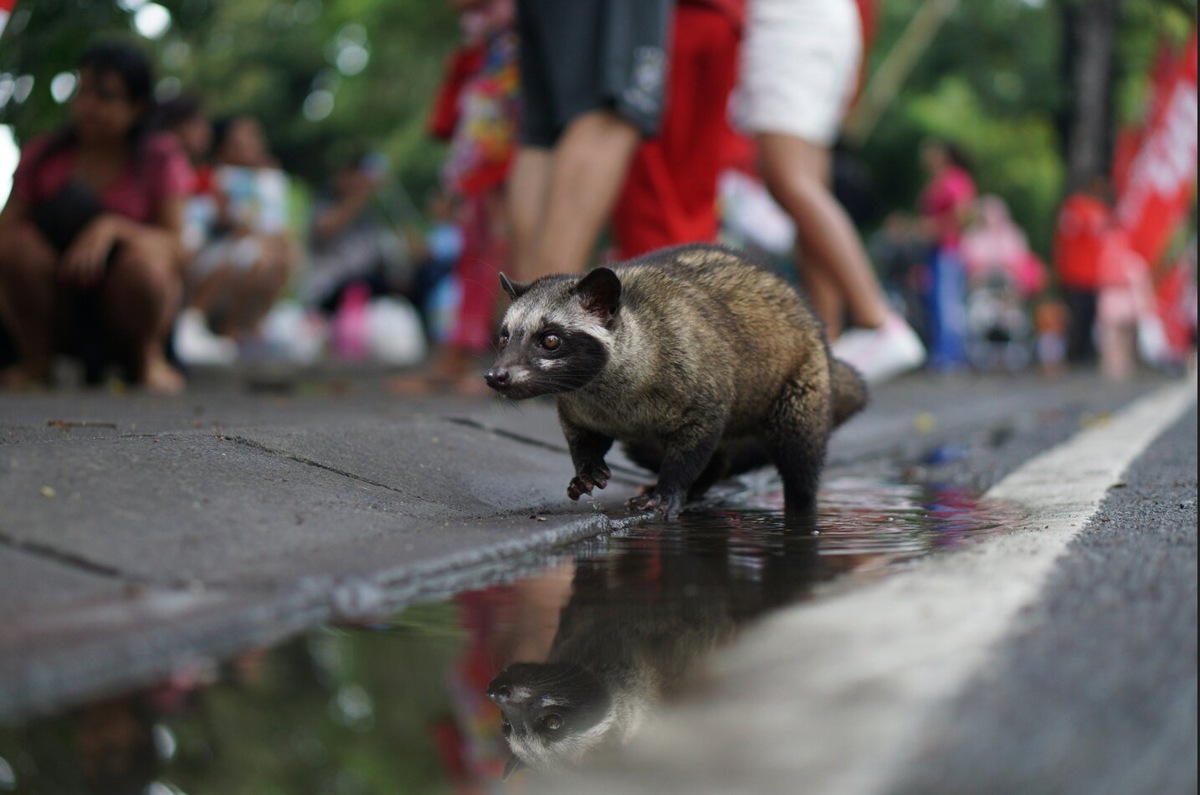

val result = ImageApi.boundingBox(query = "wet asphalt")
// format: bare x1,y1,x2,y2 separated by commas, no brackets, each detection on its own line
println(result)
0,366,1194,793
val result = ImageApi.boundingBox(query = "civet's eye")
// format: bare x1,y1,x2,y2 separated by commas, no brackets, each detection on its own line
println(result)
543,714,563,731
541,333,561,351
497,334,509,349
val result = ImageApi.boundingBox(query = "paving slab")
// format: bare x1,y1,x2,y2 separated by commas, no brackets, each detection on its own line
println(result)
0,420,640,591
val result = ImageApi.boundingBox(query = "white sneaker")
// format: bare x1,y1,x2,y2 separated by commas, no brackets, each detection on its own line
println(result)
174,308,238,366
832,314,926,385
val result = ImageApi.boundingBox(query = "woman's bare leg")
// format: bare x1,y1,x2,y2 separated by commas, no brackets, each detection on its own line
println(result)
757,132,890,335
531,110,640,280
506,148,553,282
800,261,847,339
101,247,183,393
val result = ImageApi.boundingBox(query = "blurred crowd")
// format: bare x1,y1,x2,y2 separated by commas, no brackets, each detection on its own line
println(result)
0,0,1194,395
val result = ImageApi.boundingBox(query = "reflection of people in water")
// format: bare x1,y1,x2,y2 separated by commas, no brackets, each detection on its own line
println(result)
73,695,161,794
486,520,825,778
431,564,576,786
10,649,267,793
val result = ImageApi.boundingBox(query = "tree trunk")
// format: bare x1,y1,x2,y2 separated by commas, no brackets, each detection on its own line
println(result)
1061,0,1121,193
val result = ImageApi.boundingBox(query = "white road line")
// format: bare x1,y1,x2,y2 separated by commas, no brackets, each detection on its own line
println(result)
548,380,1197,795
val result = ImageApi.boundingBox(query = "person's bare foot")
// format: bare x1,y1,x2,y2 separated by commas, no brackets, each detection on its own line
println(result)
141,354,185,395
0,366,31,391
0,365,51,391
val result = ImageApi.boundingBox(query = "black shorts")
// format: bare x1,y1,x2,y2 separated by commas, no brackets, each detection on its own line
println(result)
516,0,672,146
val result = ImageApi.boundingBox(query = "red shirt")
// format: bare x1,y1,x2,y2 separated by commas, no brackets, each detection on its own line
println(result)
1053,193,1112,290
13,132,193,225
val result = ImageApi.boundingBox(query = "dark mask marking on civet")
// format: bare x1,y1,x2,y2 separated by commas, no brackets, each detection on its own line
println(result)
487,662,613,773
486,270,616,398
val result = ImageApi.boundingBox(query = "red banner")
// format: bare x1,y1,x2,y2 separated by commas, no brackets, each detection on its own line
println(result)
1116,30,1198,268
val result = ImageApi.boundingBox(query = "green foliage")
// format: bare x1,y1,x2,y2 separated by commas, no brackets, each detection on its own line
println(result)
0,0,141,139
1,0,1195,249
0,0,461,201
855,0,1065,253
0,602,470,794
1113,0,1198,125
906,76,1064,254
855,0,1196,256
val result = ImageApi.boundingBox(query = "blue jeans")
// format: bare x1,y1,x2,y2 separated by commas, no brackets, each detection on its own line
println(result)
926,246,968,369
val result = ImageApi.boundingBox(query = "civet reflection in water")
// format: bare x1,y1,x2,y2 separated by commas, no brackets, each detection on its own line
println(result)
487,477,1014,778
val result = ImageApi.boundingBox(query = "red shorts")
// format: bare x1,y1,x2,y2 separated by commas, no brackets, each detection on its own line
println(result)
612,5,741,260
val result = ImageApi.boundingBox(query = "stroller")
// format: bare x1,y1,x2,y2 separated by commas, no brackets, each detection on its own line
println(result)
965,270,1033,372
960,196,1044,372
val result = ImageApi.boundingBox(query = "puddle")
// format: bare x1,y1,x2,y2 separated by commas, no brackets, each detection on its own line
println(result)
0,477,1020,794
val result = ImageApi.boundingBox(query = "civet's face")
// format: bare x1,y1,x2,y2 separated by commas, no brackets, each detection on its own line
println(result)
486,662,615,773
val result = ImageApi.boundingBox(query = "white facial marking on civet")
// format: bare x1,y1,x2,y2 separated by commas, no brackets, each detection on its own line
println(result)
550,712,619,761
502,302,615,350
506,710,619,768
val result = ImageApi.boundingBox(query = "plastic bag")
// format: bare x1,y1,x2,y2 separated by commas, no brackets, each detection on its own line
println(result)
365,297,428,366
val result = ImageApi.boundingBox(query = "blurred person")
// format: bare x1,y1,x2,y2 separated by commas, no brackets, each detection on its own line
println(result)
306,149,406,314
1034,298,1069,377
74,695,161,793
394,0,519,394
610,0,745,260
408,187,465,340
1052,175,1113,366
916,137,976,371
0,39,192,393
740,0,926,385
156,92,239,366
507,0,672,280
430,565,576,786
959,194,1045,371
867,210,930,342
186,115,299,355
1095,226,1156,381
961,195,1046,299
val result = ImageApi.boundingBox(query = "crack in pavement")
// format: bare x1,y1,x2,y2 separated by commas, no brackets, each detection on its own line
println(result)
0,529,128,580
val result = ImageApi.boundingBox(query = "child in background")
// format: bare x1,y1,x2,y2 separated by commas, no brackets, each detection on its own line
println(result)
187,116,298,355
306,150,406,315
157,94,239,366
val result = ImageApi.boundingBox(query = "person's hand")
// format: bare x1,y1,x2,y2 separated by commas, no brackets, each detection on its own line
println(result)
124,227,177,273
61,215,118,288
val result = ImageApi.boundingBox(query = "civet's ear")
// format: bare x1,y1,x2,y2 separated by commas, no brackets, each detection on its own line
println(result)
499,273,530,301
574,267,621,320
502,754,526,781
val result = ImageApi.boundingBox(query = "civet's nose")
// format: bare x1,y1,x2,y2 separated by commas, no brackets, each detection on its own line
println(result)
485,368,511,389
487,683,513,703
